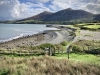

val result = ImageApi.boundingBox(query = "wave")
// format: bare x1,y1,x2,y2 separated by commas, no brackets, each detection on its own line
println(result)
13,34,24,39
0,34,24,43
0,31,43,43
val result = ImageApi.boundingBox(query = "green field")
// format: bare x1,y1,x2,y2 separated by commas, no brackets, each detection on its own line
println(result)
74,23,100,30
1,53,100,64
83,25,100,29
55,53,100,64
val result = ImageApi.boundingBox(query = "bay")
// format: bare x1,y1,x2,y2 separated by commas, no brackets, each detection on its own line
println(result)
0,24,57,42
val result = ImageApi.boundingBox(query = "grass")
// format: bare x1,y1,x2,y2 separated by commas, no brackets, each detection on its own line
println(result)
1,23,100,74
0,41,100,75
55,53,100,64
83,25,100,29
74,23,100,30
65,25,80,36
2,52,100,65
0,55,100,75
84,34,93,37
75,29,80,36
71,40,100,54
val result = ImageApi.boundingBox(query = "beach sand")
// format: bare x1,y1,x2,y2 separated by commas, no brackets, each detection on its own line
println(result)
0,28,73,50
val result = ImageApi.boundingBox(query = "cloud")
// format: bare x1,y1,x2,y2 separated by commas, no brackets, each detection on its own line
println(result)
38,0,50,3
49,0,100,14
0,0,100,20
0,0,50,20
84,3,100,14
51,0,86,9
24,0,50,3
98,0,100,3
0,0,31,20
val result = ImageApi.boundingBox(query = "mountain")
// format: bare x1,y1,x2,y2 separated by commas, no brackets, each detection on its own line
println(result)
16,8,100,23
21,11,53,21
94,14,100,20
43,8,95,21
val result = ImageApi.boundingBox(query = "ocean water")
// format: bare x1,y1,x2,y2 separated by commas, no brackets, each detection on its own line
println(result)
0,24,58,42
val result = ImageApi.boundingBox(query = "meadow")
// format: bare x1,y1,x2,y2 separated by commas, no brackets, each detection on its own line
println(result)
55,53,100,64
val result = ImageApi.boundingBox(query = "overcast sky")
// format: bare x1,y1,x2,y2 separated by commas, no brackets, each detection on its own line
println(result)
0,0,100,20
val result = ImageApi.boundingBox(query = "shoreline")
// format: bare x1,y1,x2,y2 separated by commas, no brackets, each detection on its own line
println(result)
0,24,59,44
0,27,73,50
0,31,46,49
0,31,45,44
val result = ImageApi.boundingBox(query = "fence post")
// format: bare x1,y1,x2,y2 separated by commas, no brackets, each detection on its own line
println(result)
58,47,60,53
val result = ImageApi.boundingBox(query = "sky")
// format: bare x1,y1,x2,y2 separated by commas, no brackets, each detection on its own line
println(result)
0,0,100,20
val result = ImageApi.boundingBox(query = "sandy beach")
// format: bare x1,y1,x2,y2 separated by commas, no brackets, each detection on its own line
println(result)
0,27,73,50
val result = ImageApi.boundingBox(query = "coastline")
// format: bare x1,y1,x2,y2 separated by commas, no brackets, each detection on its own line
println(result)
0,26,73,50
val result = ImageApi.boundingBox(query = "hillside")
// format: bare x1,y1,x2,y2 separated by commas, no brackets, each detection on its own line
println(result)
44,8,95,21
21,11,53,21
21,8,97,21
94,14,100,20
2,8,100,24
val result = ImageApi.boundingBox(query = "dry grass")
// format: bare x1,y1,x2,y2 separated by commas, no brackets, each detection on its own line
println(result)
0,56,100,75
71,40,100,54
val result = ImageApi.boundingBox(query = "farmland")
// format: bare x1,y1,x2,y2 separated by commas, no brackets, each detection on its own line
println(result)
74,23,100,30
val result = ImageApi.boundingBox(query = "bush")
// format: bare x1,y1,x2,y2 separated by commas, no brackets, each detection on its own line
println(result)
39,43,55,50
85,49,100,54
72,45,83,53
60,41,68,46
71,40,100,54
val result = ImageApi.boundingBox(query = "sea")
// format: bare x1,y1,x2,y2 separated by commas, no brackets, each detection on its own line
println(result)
0,24,58,42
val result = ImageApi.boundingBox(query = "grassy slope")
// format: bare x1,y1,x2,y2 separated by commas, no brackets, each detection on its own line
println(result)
0,56,100,75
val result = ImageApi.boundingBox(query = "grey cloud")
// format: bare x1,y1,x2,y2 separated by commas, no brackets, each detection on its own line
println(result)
0,0,50,20
50,0,100,14
0,0,100,21
85,3,100,14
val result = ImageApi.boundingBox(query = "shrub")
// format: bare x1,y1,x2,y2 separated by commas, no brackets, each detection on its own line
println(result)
60,41,68,46
39,43,55,50
71,40,100,54
85,48,100,54
72,45,83,53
